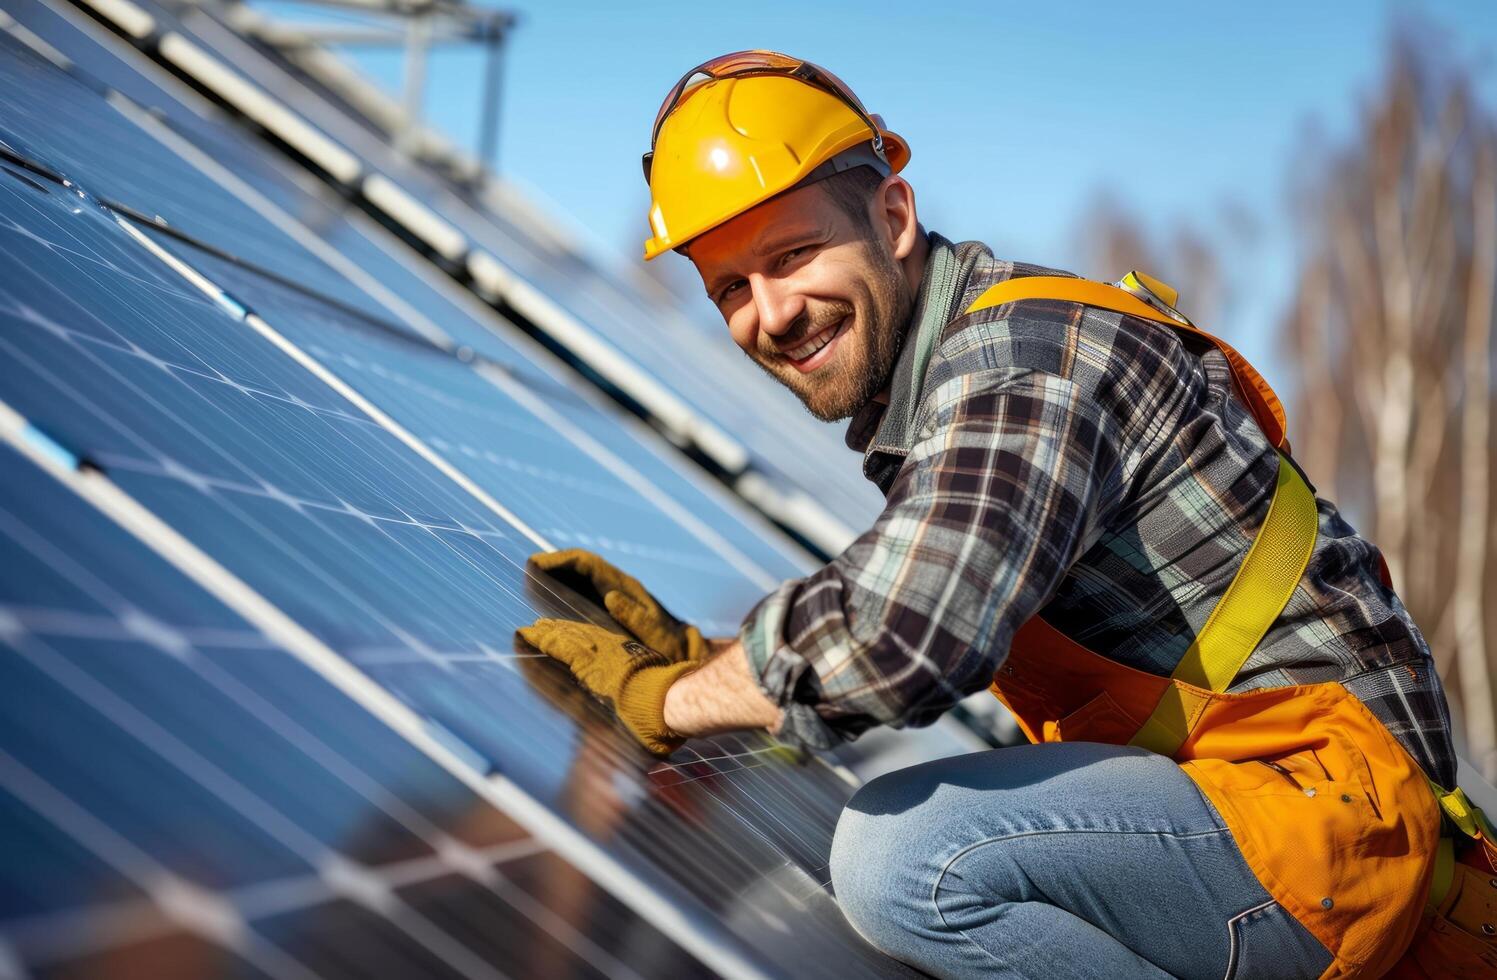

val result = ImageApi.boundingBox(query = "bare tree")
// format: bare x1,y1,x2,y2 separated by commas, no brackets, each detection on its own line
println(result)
1281,26,1497,779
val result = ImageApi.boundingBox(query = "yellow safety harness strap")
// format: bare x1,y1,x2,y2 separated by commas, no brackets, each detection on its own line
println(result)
964,275,1320,757
1131,454,1319,754
1432,783,1497,841
1427,837,1456,912
1425,781,1497,909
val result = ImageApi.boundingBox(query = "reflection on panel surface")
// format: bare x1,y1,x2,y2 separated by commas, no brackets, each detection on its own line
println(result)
0,442,707,979
0,27,916,978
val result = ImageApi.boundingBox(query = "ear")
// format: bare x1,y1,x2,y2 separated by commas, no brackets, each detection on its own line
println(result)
874,176,920,262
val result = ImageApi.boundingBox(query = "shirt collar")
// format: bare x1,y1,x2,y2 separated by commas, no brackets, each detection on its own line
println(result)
844,231,987,483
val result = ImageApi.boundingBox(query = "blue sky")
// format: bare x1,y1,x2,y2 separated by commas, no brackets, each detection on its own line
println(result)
348,0,1497,387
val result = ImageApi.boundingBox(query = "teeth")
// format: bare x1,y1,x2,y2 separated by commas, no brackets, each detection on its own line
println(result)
786,320,843,361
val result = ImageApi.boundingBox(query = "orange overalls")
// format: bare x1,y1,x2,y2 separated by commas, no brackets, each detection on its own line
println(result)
967,274,1492,977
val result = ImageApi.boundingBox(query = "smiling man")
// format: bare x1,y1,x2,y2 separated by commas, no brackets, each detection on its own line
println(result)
516,51,1482,979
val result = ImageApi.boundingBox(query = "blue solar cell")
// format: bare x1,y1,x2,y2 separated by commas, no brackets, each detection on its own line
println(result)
0,784,147,920
0,641,323,888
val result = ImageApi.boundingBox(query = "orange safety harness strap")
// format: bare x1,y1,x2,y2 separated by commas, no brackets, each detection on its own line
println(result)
965,274,1291,451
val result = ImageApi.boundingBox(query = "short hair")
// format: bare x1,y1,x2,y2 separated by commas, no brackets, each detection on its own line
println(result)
817,165,885,233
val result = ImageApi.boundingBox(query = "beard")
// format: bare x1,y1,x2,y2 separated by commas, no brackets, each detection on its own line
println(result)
745,237,914,422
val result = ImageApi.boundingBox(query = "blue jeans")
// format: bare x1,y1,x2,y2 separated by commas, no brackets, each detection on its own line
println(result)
830,743,1334,979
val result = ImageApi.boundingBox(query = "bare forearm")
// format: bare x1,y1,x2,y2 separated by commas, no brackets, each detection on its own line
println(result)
663,638,783,736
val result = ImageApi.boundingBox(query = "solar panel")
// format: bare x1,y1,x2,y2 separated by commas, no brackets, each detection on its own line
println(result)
133,234,801,626
0,30,399,327
0,440,709,979
0,0,811,610
0,24,917,976
0,9,516,363
0,0,868,563
50,0,887,551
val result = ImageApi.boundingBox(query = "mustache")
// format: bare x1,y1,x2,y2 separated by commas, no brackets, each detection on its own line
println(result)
758,301,855,358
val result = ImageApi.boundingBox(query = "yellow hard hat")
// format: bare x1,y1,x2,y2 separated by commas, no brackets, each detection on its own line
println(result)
641,51,910,261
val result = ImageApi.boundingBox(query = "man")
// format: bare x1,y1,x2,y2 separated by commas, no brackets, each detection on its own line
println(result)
519,51,1462,978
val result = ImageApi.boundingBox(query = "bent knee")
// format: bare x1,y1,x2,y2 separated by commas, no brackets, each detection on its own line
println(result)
830,771,954,952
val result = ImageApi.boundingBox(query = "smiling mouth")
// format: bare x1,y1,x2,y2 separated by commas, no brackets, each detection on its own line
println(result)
783,317,849,366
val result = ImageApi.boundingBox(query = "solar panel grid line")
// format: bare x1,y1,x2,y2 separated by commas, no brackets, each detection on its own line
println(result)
0,566,493,882
168,151,808,580
118,224,802,622
116,214,556,554
0,404,776,980
125,270,772,628
0,629,679,980
103,94,460,352
465,249,751,473
5,613,520,980
94,5,756,489
0,444,726,979
226,841,545,918
471,360,784,592
4,0,526,368
0,752,323,980
0,34,409,329
0,23,921,978
94,145,796,598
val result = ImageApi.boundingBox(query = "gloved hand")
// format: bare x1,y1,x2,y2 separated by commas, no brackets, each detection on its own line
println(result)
516,619,698,756
529,549,708,663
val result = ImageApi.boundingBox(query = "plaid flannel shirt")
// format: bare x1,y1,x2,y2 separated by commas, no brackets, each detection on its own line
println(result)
740,233,1456,787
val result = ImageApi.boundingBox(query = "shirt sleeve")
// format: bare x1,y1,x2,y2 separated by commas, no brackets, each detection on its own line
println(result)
739,363,1131,749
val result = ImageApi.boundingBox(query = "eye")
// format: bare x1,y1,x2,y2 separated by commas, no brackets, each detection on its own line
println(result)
778,247,805,267
717,279,746,304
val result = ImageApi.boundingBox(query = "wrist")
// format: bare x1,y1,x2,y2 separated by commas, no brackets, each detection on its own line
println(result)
621,659,700,756
662,668,694,734
661,642,783,737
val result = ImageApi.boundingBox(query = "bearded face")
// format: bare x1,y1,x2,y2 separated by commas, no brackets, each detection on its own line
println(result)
689,179,919,422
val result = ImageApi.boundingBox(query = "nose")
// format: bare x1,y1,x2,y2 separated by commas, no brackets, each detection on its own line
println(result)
748,273,804,340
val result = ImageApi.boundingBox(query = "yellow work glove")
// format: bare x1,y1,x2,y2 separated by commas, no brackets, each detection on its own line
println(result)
515,619,698,756
529,549,709,663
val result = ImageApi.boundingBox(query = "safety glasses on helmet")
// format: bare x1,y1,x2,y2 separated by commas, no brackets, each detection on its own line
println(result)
641,50,887,182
